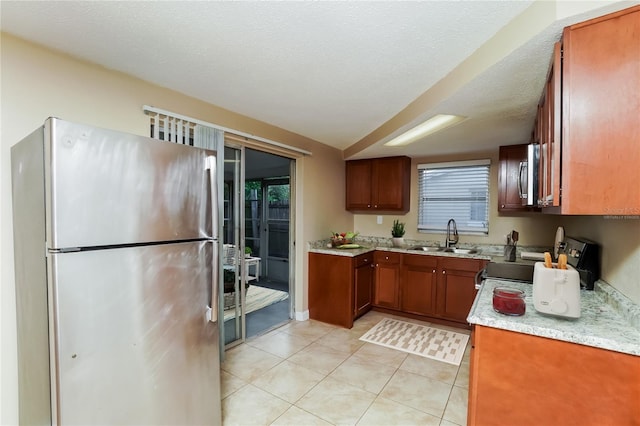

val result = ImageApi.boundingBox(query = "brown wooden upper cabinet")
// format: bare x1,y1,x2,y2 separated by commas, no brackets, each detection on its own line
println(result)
345,156,411,213
534,5,640,215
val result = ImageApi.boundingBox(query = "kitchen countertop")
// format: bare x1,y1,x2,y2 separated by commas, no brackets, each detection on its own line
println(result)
308,238,640,356
308,239,539,265
467,278,640,356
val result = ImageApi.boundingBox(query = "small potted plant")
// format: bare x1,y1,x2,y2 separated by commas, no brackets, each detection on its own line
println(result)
244,246,252,258
391,219,406,247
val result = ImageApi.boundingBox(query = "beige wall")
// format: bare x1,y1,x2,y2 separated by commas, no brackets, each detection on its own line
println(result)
354,152,640,303
354,151,564,246
0,33,350,424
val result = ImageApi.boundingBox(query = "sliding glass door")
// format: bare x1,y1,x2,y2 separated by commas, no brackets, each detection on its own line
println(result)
222,146,246,347
264,180,290,284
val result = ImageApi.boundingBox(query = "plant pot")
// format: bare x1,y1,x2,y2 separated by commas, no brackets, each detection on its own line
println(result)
391,237,404,247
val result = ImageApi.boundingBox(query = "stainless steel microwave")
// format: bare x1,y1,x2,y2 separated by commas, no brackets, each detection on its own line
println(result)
519,143,539,206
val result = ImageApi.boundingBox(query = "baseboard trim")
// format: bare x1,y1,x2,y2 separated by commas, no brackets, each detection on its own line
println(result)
295,310,309,321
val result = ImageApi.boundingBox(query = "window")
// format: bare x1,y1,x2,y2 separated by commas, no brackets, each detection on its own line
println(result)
418,160,490,234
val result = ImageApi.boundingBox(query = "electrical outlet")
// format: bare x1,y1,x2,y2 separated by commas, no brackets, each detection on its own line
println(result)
377,216,383,225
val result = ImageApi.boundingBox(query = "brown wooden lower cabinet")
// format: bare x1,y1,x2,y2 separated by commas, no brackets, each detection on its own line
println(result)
354,254,375,318
401,254,438,316
375,252,485,326
373,251,401,309
308,252,373,328
468,325,640,425
309,250,485,328
436,257,483,323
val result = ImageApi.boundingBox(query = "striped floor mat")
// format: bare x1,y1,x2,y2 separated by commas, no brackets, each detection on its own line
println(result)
359,318,469,366
223,286,288,321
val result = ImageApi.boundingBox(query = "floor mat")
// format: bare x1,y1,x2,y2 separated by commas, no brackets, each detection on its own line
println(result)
359,318,469,366
223,286,288,321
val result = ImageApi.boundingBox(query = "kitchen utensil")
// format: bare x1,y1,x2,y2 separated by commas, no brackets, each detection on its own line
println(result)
533,262,581,318
504,245,516,262
511,230,519,246
554,226,565,260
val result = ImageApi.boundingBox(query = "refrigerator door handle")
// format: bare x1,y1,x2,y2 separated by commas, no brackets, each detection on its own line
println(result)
205,155,219,323
206,155,218,241
209,240,219,324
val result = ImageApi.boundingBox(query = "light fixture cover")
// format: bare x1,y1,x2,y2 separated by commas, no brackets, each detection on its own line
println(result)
384,114,466,147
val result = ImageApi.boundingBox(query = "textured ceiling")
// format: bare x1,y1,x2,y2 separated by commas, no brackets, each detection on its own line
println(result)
1,1,636,159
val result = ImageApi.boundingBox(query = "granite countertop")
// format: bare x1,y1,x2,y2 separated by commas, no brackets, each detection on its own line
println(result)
307,239,540,264
467,278,640,356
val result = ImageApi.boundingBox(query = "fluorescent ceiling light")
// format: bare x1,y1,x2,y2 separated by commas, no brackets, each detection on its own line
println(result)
384,114,467,147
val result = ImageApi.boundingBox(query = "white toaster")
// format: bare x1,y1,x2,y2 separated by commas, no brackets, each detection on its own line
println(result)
532,262,581,319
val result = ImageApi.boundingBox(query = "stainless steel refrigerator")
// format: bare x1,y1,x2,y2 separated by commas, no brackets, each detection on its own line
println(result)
11,118,221,425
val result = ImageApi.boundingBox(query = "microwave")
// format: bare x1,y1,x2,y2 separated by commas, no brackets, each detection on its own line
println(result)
519,143,539,206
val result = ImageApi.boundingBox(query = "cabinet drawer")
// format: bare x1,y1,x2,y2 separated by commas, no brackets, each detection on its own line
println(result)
355,254,374,268
440,257,482,272
374,251,401,264
402,253,438,268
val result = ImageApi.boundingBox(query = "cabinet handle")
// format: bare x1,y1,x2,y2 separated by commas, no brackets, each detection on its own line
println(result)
442,270,446,274
367,204,371,208
385,256,389,260
432,269,436,273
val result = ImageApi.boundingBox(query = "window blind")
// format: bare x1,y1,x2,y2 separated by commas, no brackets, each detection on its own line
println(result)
417,160,490,234
143,105,312,157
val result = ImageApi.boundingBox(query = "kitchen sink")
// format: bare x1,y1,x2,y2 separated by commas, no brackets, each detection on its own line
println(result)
410,246,481,254
410,246,444,252
443,248,481,254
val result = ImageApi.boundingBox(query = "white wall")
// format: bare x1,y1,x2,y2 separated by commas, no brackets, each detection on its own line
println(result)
0,33,350,424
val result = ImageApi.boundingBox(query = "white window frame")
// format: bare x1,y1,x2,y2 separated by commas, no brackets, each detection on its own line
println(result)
417,159,490,235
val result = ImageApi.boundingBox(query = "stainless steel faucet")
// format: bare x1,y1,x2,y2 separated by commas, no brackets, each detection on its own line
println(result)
446,219,459,248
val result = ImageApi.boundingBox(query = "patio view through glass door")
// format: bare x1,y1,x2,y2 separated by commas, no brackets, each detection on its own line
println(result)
244,169,292,337
223,146,293,347
264,180,290,285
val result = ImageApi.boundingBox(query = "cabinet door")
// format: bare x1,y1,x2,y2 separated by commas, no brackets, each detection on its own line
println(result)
354,255,374,318
469,326,640,425
437,258,484,323
560,7,640,214
539,42,561,208
308,253,354,328
345,159,373,210
401,254,438,316
438,268,478,323
373,252,401,309
346,156,410,213
498,144,528,211
372,157,411,211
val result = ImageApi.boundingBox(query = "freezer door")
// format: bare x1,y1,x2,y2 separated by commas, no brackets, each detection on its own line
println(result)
46,118,216,249
49,241,220,425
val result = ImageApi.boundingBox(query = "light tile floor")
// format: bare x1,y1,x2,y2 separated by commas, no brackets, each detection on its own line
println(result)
221,311,471,426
